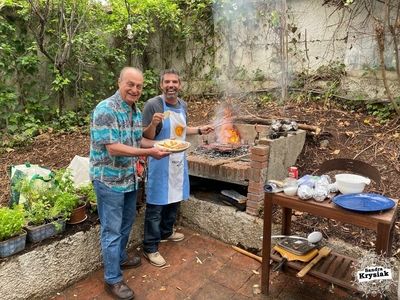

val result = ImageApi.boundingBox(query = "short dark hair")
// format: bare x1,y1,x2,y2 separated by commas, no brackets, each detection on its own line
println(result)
160,68,180,83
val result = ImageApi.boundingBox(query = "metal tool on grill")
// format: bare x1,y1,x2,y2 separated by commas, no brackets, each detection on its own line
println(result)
277,238,317,256
272,238,318,271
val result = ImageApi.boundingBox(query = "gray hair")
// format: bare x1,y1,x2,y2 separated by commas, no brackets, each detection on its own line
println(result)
119,67,143,80
160,68,181,83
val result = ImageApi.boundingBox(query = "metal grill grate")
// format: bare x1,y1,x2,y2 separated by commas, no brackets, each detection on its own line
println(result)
277,238,316,256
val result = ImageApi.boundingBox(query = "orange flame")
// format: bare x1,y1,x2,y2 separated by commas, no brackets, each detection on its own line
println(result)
218,123,240,144
214,107,240,144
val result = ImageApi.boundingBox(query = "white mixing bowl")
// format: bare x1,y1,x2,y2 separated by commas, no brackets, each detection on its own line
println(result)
335,174,371,194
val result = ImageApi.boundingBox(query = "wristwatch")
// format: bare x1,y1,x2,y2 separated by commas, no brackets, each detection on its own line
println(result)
198,127,202,135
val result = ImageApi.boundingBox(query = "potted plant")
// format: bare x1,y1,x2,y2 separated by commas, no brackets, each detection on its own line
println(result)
76,182,97,212
15,175,66,243
54,168,87,224
0,205,27,257
53,191,86,224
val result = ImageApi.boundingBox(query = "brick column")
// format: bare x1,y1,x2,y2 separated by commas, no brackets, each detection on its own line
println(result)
246,144,269,215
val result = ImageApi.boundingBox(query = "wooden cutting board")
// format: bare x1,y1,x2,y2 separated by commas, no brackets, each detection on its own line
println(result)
273,245,318,271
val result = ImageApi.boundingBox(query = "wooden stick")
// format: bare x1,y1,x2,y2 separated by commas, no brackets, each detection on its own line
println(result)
232,246,262,263
210,153,251,167
232,115,322,134
297,123,321,135
296,247,332,278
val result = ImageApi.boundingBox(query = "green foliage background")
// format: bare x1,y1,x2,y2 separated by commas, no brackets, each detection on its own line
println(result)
1,0,398,149
0,0,216,146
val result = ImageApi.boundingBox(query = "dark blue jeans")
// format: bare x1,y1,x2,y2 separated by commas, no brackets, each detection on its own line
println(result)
143,202,180,253
93,180,137,284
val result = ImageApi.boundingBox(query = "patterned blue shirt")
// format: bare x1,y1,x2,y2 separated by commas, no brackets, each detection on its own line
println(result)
89,91,142,192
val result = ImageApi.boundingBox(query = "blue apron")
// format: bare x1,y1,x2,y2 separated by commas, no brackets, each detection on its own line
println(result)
146,97,190,204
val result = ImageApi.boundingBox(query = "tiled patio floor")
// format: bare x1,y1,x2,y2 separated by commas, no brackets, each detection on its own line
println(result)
49,227,362,300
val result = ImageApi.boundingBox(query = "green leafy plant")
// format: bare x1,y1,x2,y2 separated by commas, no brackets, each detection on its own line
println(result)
16,167,84,224
0,205,26,241
54,168,76,195
252,68,265,81
53,168,86,219
257,204,264,218
52,192,83,221
77,182,96,204
17,177,61,226
16,175,58,208
25,201,64,229
77,182,97,213
366,103,395,124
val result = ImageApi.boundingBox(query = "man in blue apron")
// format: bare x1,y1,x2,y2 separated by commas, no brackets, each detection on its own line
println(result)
142,68,214,267
90,67,171,300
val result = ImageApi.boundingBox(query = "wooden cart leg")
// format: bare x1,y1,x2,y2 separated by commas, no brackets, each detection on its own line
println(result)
281,207,292,235
376,222,392,257
261,193,273,294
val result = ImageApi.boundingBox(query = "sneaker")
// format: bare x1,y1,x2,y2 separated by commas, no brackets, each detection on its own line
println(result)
143,251,166,267
161,231,184,242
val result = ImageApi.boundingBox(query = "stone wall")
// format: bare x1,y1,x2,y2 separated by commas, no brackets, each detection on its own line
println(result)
0,211,144,300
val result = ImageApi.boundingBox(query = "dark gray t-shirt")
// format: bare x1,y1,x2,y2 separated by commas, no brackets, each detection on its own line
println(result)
142,96,188,137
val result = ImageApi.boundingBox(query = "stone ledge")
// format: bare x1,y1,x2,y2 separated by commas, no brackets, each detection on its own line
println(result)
0,211,144,300
1,196,393,299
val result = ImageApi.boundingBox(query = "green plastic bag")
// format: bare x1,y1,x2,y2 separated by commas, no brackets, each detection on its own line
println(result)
9,163,55,208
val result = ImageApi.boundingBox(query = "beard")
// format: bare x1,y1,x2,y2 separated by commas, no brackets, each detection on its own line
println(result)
164,87,179,100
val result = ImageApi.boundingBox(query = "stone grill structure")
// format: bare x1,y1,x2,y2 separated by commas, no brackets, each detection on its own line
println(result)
185,124,306,215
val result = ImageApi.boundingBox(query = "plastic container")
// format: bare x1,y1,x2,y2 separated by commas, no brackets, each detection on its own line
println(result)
297,175,319,188
283,178,298,196
335,174,371,194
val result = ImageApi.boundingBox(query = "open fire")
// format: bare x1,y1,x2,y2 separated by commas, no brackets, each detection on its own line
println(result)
218,123,240,144
213,107,240,145
195,106,243,155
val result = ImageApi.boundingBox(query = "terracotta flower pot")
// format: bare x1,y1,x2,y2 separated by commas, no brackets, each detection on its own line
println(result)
67,200,87,224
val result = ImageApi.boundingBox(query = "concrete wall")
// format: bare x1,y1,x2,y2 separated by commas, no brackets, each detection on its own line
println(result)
181,0,396,100
259,131,306,181
0,212,144,300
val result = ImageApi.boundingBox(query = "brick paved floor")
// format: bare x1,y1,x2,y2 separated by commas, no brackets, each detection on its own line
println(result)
50,227,363,300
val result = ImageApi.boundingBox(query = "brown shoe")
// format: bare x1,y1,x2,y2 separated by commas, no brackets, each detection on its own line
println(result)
120,255,142,270
104,281,134,300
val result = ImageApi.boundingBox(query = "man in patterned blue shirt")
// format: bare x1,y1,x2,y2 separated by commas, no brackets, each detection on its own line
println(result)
90,67,170,300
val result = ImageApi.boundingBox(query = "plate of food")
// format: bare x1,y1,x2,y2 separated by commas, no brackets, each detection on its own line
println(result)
154,139,191,153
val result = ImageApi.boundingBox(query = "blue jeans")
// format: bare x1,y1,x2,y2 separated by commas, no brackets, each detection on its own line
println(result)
143,202,180,253
93,180,137,284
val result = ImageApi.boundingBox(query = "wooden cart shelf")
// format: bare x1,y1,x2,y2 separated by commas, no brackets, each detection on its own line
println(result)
261,192,398,299
270,249,359,292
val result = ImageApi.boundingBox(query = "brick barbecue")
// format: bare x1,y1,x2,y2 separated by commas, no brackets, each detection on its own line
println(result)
186,124,306,215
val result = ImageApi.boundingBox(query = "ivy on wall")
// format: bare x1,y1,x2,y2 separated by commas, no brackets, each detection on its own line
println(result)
0,0,217,144
0,0,398,146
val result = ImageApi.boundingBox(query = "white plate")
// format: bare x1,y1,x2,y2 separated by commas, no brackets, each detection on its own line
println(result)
154,139,191,153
